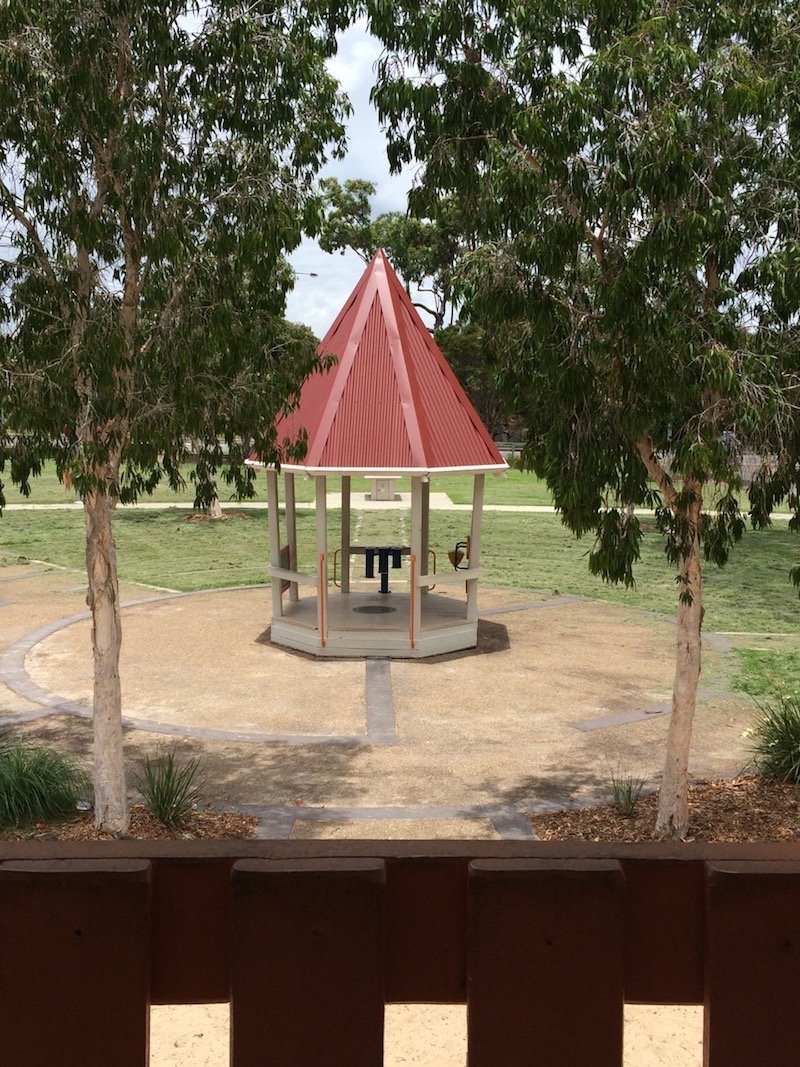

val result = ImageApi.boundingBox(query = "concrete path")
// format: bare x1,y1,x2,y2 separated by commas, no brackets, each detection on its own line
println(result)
5,494,796,517
0,560,756,839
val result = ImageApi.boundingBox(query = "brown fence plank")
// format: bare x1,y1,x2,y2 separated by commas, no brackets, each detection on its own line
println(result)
622,858,705,1003
468,859,625,1067
0,859,151,1067
231,857,386,1066
705,860,800,1067
150,857,233,1003
385,856,469,1002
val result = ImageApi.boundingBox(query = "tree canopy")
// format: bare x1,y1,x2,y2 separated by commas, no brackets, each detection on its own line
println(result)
367,0,800,836
318,175,464,328
0,0,350,830
318,176,511,432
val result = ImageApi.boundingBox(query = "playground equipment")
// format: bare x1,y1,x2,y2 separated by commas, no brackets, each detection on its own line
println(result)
448,538,471,571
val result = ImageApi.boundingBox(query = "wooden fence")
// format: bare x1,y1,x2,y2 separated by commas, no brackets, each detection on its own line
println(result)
2,839,799,1065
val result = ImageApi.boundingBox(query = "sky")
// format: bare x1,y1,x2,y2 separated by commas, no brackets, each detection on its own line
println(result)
284,20,418,338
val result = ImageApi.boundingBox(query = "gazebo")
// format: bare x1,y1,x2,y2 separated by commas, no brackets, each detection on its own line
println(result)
261,249,507,657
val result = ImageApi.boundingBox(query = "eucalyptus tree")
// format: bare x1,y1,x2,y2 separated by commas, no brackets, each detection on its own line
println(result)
0,0,349,832
367,0,800,837
318,176,465,327
318,176,511,426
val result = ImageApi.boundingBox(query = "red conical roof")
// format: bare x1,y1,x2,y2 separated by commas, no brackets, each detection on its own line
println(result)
276,250,506,475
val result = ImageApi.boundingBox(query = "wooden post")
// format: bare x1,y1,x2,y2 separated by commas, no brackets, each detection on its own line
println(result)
467,859,625,1066
231,858,386,1066
0,859,151,1067
266,468,282,621
467,473,485,622
341,474,351,594
316,475,328,647
284,471,299,603
410,476,423,645
705,860,800,1066
420,477,430,596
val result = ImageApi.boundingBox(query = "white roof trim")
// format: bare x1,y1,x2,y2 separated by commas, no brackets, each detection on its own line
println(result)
249,461,509,476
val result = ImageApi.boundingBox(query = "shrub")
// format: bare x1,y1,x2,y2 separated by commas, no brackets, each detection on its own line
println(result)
135,747,203,828
749,694,800,784
609,769,646,816
0,737,89,828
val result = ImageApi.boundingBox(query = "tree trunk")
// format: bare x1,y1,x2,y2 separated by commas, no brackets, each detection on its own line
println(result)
654,487,703,840
84,487,129,834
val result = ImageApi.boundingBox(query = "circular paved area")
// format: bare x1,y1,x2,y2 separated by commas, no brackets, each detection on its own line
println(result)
0,563,753,838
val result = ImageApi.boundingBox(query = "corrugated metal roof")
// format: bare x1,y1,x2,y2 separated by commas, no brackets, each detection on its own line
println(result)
275,250,507,475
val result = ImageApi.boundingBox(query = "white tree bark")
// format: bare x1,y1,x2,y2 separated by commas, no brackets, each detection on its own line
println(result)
84,487,129,834
654,485,703,840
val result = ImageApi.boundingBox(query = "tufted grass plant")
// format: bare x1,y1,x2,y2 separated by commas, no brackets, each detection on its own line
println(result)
609,768,647,816
748,695,800,784
135,746,204,828
0,735,89,828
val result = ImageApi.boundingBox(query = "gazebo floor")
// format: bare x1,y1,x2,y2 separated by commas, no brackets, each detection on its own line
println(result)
270,588,477,658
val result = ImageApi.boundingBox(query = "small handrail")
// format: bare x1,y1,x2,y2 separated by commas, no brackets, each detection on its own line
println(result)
409,554,416,649
318,553,327,647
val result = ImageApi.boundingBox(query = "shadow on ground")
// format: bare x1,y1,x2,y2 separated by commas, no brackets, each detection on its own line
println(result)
481,768,614,810
7,715,370,809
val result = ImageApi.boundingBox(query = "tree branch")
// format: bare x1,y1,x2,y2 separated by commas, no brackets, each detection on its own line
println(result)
0,178,59,289
510,133,607,269
636,434,678,510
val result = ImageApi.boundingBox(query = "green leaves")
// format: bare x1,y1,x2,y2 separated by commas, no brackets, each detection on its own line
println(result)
0,1,348,501
368,0,800,589
588,507,642,588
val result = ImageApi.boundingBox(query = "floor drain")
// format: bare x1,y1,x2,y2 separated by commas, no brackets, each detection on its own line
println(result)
353,605,397,614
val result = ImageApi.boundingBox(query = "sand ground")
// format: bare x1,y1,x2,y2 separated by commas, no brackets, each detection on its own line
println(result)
150,1002,703,1065
0,561,756,1064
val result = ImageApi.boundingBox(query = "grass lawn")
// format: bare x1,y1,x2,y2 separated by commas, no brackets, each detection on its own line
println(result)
4,461,552,507
732,648,800,700
1,504,798,635
3,460,799,699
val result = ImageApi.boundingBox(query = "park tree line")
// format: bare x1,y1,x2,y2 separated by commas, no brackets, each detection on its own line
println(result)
0,0,350,832
2,0,800,838
364,0,800,837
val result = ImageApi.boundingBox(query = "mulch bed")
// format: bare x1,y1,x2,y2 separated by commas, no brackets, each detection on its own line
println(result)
3,779,798,842
529,778,800,842
0,805,258,841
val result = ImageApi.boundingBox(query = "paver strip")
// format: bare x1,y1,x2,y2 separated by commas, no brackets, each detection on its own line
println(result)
365,659,397,744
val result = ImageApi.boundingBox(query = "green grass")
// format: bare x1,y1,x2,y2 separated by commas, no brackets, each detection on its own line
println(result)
732,649,800,700
389,469,554,506
1,506,798,634
4,461,553,507
2,462,208,505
